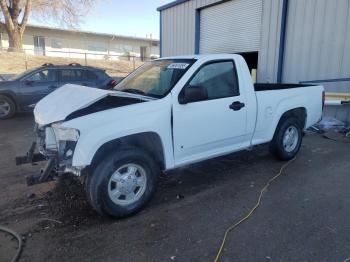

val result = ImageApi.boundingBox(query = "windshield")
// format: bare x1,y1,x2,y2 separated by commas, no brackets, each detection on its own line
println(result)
114,59,195,98
9,68,37,81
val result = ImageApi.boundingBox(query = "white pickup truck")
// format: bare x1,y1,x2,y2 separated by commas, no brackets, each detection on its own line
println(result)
16,54,324,218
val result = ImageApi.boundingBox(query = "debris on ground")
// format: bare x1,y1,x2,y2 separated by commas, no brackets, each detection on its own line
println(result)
322,130,350,144
176,194,184,200
26,193,36,199
317,117,345,130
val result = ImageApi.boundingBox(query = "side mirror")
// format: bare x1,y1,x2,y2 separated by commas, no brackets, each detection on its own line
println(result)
179,85,208,104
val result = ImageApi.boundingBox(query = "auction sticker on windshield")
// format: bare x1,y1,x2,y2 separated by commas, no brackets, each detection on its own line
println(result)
167,63,190,70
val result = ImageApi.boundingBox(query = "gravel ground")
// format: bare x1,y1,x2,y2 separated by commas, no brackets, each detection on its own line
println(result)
0,114,349,262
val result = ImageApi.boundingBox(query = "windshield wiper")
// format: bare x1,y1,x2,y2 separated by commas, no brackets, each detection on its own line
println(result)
121,88,147,96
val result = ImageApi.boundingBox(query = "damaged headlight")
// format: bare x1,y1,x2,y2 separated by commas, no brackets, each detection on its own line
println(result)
44,123,80,156
45,126,58,151
52,124,80,142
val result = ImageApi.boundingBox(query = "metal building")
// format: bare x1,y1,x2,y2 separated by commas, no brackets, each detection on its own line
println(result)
158,0,350,123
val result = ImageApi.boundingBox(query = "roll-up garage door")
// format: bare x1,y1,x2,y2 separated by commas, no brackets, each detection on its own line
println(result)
199,0,262,54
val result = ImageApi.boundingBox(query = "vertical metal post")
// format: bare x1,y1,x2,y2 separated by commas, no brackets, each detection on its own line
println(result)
24,51,28,70
195,9,201,54
84,53,87,65
159,12,162,57
277,0,289,83
133,56,136,70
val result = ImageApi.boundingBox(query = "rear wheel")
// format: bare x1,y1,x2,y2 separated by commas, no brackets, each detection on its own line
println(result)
0,95,16,119
270,117,303,160
86,147,159,218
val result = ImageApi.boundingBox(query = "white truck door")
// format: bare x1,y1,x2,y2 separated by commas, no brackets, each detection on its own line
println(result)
172,60,248,166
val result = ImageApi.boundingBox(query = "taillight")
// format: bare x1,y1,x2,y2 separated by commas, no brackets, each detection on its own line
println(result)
322,91,325,110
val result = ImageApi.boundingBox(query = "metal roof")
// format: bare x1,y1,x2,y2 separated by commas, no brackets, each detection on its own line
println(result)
23,24,159,42
157,0,189,11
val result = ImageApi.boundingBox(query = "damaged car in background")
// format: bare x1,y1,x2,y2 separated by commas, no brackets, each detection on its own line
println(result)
16,54,324,218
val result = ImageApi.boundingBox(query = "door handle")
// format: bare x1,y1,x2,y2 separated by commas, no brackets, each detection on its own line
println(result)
229,101,245,111
48,85,58,89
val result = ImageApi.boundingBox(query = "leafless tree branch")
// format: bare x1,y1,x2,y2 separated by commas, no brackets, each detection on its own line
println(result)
0,0,98,50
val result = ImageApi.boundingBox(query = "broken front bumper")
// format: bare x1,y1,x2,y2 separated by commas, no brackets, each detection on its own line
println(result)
15,141,57,186
15,124,81,186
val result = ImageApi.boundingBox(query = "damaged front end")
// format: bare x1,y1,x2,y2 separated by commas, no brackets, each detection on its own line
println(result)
16,123,81,186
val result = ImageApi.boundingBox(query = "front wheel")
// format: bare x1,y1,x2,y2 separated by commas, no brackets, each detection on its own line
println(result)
86,148,159,218
269,117,303,160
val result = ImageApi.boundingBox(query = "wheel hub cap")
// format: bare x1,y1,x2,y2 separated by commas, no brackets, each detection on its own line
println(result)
283,126,299,152
108,163,147,206
0,100,10,116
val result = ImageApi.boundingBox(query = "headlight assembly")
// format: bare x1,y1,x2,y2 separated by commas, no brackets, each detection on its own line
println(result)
45,127,57,151
52,123,80,142
44,123,80,155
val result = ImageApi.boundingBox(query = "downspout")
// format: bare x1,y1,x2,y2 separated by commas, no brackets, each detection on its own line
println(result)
276,0,289,83
194,9,200,54
159,12,163,58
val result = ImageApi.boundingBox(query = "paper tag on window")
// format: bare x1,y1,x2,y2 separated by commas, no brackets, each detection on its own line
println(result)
167,63,189,69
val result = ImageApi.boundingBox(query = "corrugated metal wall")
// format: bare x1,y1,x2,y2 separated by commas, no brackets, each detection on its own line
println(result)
160,0,350,86
283,0,350,89
160,0,281,82
256,0,282,83
161,0,223,56
281,0,350,124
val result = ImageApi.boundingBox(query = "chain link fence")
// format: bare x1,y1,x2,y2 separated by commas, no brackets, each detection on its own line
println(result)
0,47,155,77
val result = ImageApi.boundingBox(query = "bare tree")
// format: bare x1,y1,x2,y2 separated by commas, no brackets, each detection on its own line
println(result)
0,0,95,51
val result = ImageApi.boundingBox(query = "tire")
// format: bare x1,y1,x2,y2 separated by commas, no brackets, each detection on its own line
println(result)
86,147,159,218
269,117,303,161
0,95,16,119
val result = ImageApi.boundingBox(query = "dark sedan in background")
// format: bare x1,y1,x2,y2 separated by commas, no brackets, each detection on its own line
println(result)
0,63,117,119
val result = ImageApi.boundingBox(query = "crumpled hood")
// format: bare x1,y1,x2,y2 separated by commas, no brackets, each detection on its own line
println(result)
34,84,153,126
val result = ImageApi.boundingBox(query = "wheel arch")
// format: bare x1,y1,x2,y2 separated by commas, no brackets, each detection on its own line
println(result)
273,107,307,138
88,132,166,173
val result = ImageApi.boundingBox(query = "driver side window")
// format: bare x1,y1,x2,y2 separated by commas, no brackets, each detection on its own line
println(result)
27,69,57,82
189,61,239,100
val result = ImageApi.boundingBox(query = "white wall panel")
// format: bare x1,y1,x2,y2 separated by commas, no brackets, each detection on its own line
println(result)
161,0,221,57
283,0,350,92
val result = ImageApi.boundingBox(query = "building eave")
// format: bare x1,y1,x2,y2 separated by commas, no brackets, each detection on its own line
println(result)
157,0,189,11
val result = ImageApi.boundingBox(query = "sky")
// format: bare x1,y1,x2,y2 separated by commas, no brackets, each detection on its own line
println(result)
30,0,170,40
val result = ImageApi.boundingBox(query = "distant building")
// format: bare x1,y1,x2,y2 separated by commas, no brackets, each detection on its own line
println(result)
0,24,160,61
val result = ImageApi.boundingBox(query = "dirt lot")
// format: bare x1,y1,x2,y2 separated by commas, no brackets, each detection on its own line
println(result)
0,114,349,262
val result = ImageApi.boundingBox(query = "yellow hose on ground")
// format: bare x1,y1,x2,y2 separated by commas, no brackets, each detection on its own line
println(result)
214,157,297,262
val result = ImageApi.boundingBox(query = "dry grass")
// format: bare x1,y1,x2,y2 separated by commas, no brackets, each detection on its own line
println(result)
0,51,144,77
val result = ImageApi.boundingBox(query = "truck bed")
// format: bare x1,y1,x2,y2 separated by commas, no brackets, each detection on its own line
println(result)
254,83,313,92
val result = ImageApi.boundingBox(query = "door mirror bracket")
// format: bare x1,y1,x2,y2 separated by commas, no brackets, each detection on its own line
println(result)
179,85,208,104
